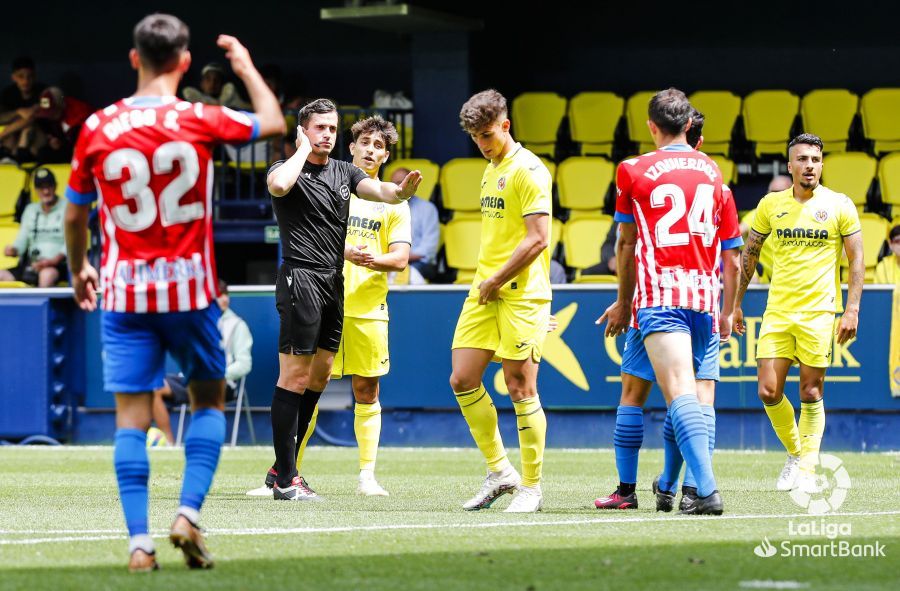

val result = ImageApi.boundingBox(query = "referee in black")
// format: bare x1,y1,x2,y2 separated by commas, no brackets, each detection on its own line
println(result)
263,98,421,500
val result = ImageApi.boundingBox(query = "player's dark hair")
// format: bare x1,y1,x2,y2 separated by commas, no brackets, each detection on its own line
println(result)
11,56,35,72
890,225,900,242
686,108,705,149
788,133,824,154
350,115,399,145
459,89,508,134
298,98,337,128
648,88,693,137
133,13,190,72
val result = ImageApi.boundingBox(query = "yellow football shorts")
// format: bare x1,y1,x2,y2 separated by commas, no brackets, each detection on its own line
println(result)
756,309,836,368
331,317,390,378
451,296,551,362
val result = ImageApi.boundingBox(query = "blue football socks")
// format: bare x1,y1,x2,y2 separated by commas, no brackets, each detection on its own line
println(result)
613,405,644,487
682,404,716,490
114,428,150,537
659,411,683,493
178,408,226,518
670,395,717,497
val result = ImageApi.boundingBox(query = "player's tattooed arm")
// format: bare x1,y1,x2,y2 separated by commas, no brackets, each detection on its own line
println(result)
734,229,767,336
837,231,864,344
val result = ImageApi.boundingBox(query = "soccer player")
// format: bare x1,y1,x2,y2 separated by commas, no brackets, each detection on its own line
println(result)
734,133,863,492
263,99,420,501
594,109,742,513
450,89,552,513
602,88,734,516
63,14,285,571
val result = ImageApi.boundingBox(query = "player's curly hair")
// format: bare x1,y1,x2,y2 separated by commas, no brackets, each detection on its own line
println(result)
459,89,508,134
686,108,705,149
298,98,338,128
350,115,399,146
788,133,824,154
648,88,693,137
133,14,189,72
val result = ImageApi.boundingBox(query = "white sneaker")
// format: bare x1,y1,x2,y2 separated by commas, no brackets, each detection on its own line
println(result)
776,454,801,491
794,469,824,495
504,485,543,513
463,467,521,511
358,471,389,497
245,485,273,497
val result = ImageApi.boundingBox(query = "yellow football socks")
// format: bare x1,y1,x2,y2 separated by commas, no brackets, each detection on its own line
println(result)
514,395,547,488
764,395,802,457
799,399,825,469
355,401,382,472
295,405,318,474
455,384,510,473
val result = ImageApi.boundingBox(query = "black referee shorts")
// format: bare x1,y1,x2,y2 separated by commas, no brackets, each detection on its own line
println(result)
275,264,344,355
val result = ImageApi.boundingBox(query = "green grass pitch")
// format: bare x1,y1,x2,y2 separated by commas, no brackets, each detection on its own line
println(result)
0,447,897,590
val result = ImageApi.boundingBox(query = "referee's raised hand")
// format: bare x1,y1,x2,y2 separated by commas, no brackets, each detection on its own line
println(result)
395,170,422,201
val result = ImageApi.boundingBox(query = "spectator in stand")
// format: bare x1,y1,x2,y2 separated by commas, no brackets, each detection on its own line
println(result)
152,279,254,443
391,167,438,282
33,87,92,163
582,223,619,276
0,56,47,163
874,225,900,284
182,62,251,110
0,167,66,286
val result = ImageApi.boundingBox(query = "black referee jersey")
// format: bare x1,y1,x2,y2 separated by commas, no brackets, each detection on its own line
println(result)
269,158,369,270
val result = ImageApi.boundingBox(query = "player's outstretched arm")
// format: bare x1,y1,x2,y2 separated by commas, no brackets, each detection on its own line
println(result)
64,202,98,312
356,170,422,204
217,35,285,138
600,222,637,337
477,213,549,305
734,229,767,336
837,231,864,344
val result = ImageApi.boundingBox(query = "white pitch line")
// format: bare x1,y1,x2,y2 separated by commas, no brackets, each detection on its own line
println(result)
1,510,898,546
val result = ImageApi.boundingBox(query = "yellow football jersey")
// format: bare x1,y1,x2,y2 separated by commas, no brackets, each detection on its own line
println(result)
343,194,411,320
751,184,861,313
470,144,553,301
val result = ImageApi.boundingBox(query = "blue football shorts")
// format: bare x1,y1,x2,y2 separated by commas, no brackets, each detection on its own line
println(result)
101,305,225,393
621,307,718,381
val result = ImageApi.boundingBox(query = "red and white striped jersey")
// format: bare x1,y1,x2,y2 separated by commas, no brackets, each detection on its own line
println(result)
615,145,736,315
628,184,742,330
66,96,259,313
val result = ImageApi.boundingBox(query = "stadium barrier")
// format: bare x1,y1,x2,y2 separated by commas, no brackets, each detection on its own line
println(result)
1,286,897,449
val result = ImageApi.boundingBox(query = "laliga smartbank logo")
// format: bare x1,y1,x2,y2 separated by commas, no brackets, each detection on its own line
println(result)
753,454,887,559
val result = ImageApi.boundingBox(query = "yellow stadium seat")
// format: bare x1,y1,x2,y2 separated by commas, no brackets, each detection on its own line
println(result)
383,158,440,201
742,90,799,157
573,271,618,283
562,215,613,274
444,216,481,283
801,89,858,153
439,158,485,212
557,157,613,216
710,155,737,186
860,88,900,154
822,152,876,207
35,163,72,197
689,91,741,155
0,225,22,268
550,217,562,256
626,91,658,154
878,153,900,217
568,92,624,157
0,165,28,220
511,92,567,159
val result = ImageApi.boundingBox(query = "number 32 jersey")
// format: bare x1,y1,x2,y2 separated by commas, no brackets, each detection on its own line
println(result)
66,96,259,313
614,145,738,314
